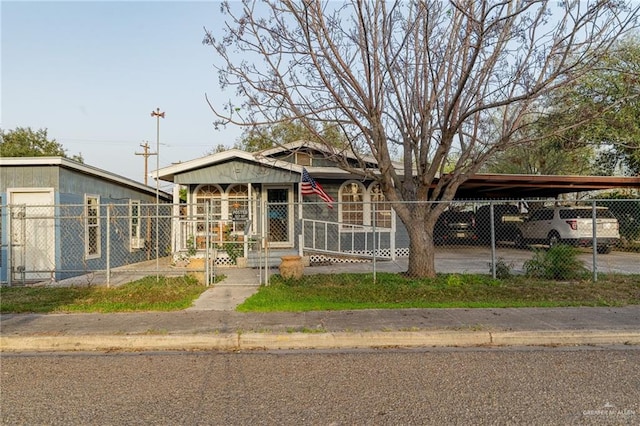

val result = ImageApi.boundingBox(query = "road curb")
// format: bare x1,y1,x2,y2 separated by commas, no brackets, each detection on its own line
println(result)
2,330,639,352
490,330,640,347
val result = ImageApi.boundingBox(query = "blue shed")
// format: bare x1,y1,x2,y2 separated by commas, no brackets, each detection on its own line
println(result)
0,157,172,285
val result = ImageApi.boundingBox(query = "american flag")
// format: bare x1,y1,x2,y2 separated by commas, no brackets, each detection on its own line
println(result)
301,167,334,208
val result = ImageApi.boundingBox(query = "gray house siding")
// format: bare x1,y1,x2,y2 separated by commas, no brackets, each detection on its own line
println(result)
0,165,60,189
1,159,171,284
175,160,302,185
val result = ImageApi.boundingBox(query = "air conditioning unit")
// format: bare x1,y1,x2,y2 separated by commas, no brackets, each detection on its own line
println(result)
131,237,145,249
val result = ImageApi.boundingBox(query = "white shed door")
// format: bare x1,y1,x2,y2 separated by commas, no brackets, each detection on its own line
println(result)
10,190,55,281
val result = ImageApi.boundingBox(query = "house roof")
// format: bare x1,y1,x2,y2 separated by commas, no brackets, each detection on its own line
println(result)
152,146,639,199
154,147,364,182
154,141,402,182
154,149,304,182
0,157,172,200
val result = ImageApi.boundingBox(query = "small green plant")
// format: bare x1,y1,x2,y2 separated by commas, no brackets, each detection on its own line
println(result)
219,225,243,264
494,257,513,279
446,274,463,287
524,245,588,280
186,235,197,256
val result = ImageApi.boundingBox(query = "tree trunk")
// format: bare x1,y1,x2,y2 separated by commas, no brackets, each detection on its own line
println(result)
404,219,437,278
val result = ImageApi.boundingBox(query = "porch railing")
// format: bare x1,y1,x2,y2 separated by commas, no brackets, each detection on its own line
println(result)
301,218,394,259
177,219,248,251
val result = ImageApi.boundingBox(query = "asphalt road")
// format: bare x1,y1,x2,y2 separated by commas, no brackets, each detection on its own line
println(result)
2,347,638,425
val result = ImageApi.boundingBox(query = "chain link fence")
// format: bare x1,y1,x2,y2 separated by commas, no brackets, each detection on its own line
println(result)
1,198,638,287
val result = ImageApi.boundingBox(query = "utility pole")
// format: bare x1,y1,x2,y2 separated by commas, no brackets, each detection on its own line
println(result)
134,141,157,185
151,108,165,282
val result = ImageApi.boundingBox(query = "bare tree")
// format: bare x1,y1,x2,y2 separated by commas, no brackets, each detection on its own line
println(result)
204,0,639,277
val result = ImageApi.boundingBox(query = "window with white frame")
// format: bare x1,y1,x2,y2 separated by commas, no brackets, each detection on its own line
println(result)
85,195,100,258
129,200,142,249
339,182,394,230
228,184,249,234
370,184,392,228
195,184,222,221
340,181,365,226
194,184,223,246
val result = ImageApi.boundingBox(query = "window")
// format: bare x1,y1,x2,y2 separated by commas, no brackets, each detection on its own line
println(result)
338,181,394,230
194,185,223,247
195,185,222,221
340,181,365,226
370,184,392,228
129,200,142,249
85,195,100,258
228,184,249,234
530,209,553,221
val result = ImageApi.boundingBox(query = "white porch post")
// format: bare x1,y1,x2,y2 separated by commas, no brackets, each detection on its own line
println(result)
244,183,252,258
172,184,181,254
298,177,303,256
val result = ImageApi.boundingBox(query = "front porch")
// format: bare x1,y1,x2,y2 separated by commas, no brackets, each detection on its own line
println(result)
172,212,397,268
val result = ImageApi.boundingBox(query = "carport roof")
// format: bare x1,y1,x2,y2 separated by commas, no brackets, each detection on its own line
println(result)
454,174,640,199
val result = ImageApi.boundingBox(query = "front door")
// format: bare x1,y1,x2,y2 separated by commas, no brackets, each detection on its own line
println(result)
265,186,293,247
9,189,55,282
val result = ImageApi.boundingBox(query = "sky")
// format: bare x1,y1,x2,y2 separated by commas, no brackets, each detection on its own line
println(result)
2,1,244,190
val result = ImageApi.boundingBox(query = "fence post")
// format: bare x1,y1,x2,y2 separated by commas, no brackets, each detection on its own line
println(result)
264,200,270,286
106,205,111,288
205,202,210,287
6,205,12,287
489,202,496,279
592,200,598,282
372,201,377,284
155,201,160,282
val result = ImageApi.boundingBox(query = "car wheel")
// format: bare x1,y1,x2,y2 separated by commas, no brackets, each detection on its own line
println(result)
547,231,560,248
596,245,612,254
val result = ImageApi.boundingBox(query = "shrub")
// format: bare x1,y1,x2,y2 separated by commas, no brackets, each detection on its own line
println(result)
493,257,513,279
524,245,588,280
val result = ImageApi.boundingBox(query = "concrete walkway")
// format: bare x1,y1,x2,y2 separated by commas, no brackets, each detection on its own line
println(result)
186,267,262,311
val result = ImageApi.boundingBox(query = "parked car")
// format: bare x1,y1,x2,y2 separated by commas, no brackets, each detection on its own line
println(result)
476,204,523,244
514,206,620,254
434,210,477,244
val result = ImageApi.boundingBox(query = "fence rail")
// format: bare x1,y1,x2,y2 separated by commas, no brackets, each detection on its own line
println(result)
1,198,638,286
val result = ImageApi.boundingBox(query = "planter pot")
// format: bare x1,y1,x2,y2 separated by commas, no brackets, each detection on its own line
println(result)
279,255,304,279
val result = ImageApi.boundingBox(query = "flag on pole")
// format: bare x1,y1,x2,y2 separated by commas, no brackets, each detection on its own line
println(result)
301,167,334,208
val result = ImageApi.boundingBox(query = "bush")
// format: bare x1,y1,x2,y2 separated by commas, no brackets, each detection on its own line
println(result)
524,245,588,280
493,258,513,279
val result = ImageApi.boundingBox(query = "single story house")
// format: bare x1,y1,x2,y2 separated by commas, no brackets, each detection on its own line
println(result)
0,157,172,285
153,141,640,265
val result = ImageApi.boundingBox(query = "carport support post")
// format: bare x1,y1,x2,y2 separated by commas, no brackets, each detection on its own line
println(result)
490,202,496,279
592,201,598,282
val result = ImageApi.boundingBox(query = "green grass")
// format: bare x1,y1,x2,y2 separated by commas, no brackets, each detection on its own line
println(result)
2,272,639,314
236,272,640,312
0,275,208,314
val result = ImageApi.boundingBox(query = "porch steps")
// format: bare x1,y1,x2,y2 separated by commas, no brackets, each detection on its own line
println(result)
245,249,300,268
